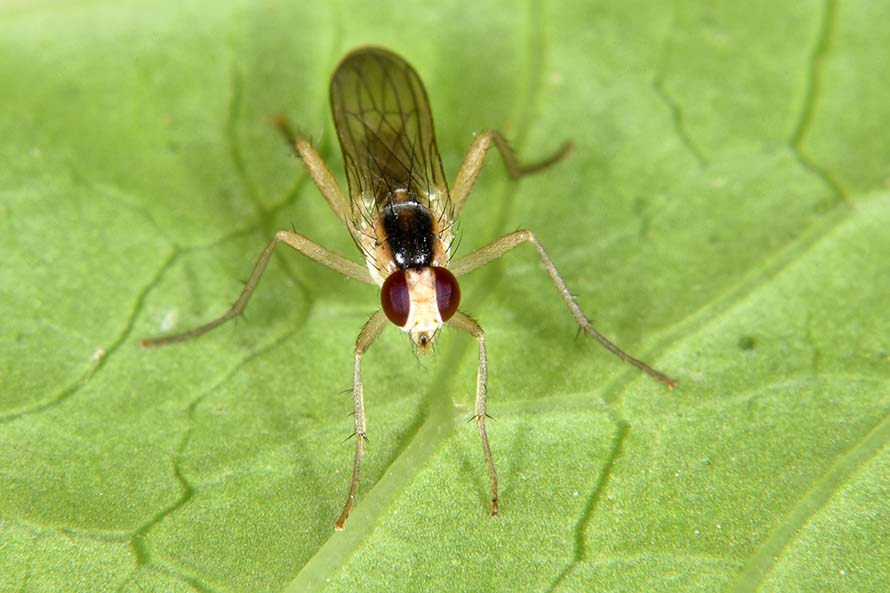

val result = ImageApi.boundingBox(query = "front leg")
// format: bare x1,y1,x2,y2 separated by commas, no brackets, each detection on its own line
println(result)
448,311,499,517
335,309,388,531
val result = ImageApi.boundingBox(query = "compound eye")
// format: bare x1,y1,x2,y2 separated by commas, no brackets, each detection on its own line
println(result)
381,270,410,327
433,267,460,322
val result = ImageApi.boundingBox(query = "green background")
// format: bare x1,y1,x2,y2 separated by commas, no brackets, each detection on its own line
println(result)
2,0,888,591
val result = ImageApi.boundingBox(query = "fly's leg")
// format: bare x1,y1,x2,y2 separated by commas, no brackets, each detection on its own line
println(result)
450,230,677,389
451,130,573,217
335,309,389,530
272,114,354,231
448,311,499,517
140,231,373,347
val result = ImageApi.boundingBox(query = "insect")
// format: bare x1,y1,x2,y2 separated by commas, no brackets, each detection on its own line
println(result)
141,46,676,530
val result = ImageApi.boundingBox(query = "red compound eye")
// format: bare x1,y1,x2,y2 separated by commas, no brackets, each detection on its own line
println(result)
381,270,410,327
433,267,460,322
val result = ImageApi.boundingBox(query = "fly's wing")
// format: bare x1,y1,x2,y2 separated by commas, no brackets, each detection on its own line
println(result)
330,47,451,226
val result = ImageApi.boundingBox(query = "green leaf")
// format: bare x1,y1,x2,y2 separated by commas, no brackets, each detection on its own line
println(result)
2,1,888,592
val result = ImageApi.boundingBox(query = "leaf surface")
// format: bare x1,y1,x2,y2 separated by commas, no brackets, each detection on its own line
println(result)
1,1,888,592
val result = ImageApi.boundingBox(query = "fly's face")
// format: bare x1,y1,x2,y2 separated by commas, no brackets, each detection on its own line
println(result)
380,266,460,352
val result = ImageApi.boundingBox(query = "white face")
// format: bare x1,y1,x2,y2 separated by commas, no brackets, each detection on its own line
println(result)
401,268,442,351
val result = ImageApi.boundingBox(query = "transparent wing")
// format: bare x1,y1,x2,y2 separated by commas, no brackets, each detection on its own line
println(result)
330,47,450,221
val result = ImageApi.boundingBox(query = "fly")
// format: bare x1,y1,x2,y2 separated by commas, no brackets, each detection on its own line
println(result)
141,46,677,530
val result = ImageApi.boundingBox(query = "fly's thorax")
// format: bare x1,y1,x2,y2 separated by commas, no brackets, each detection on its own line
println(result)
360,189,452,285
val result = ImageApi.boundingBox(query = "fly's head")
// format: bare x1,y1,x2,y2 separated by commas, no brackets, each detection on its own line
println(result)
380,266,460,353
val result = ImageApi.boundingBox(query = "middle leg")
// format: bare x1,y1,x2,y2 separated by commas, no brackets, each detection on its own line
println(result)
450,230,677,389
141,230,373,348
